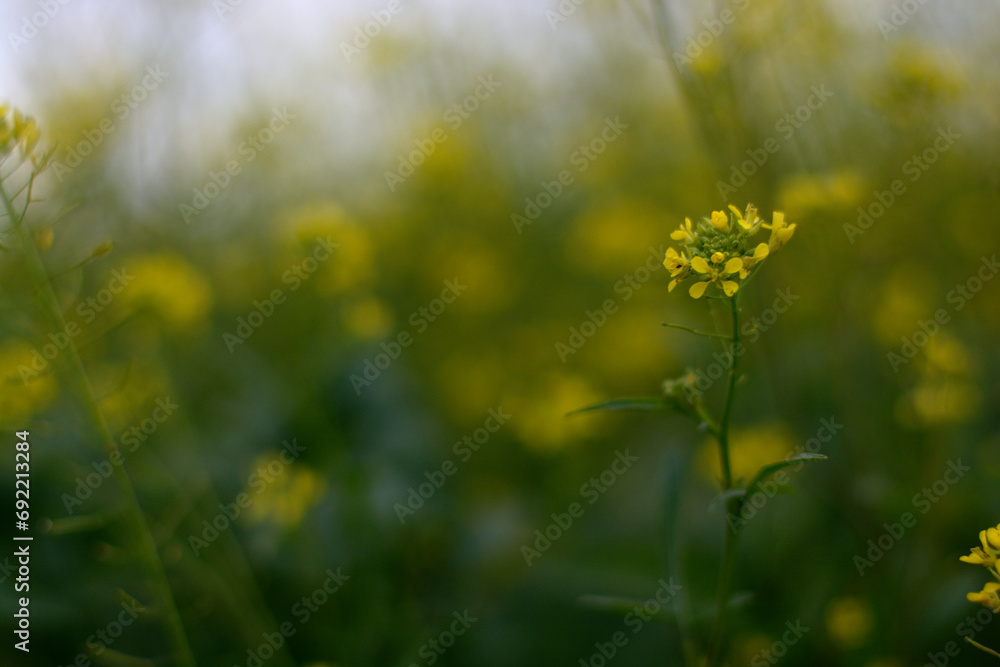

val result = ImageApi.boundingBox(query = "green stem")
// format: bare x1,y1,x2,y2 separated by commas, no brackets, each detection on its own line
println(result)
706,294,741,667
966,636,1000,660
1,180,197,666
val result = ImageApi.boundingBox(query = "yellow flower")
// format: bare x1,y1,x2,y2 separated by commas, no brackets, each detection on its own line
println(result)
664,247,691,292
670,217,696,243
763,211,796,252
961,525,1000,569
663,204,790,299
689,255,744,299
739,243,770,278
710,210,729,231
728,204,755,230
967,582,1000,612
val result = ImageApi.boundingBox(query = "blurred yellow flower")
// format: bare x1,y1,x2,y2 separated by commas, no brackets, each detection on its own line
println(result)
825,597,874,649
342,296,393,340
697,423,795,484
248,463,325,528
0,340,58,421
118,253,213,331
506,373,603,451
277,202,373,295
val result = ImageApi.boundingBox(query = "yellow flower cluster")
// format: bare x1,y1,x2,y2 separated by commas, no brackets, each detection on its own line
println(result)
961,523,1000,611
663,204,795,299
0,103,44,166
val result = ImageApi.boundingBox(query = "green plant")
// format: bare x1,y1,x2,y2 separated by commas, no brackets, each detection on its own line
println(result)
574,204,822,666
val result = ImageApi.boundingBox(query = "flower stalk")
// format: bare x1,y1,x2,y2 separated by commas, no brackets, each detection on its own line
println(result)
1,105,196,667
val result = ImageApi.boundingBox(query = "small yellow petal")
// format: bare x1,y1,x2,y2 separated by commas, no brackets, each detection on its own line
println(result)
710,211,728,230
666,248,679,259
670,230,689,241
754,243,770,260
772,211,785,228
724,257,743,275
711,252,725,264
688,281,709,299
668,279,678,292
722,280,739,296
691,256,710,274
727,204,743,220
961,554,985,564
987,527,1000,550
778,223,796,243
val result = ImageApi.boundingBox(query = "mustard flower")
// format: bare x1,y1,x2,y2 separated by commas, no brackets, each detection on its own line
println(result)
961,523,1000,612
663,204,792,299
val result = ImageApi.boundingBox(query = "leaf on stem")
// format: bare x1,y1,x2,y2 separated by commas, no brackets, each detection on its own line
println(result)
567,397,676,416
744,453,826,500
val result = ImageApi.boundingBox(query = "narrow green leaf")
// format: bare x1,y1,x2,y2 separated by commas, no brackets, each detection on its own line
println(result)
567,397,672,416
709,488,746,511
662,322,731,340
744,453,826,500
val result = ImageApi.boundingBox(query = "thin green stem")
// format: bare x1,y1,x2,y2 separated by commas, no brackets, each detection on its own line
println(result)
966,637,1000,660
705,294,741,667
1,179,197,666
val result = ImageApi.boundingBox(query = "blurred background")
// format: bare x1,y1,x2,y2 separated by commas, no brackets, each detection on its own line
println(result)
1,0,1000,665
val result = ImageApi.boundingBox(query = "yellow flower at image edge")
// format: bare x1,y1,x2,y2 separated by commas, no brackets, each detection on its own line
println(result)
968,582,1000,612
961,523,1000,611
961,524,1000,569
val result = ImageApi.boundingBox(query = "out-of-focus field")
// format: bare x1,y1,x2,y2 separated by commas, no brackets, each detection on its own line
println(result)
1,0,1000,665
